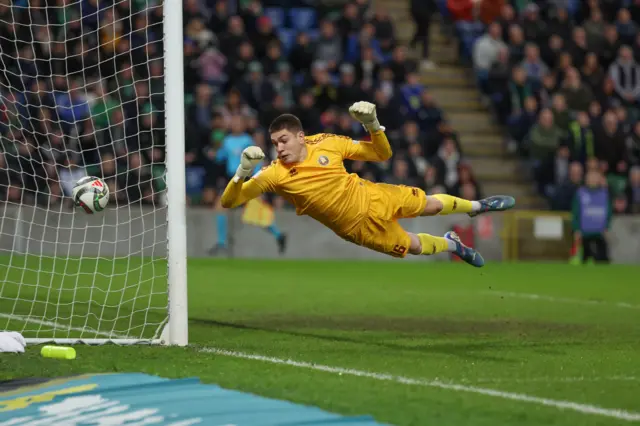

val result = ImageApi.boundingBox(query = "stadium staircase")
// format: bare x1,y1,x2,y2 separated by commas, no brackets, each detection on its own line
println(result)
382,2,547,209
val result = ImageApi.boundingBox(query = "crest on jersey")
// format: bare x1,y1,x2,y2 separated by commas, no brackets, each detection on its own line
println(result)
318,155,329,166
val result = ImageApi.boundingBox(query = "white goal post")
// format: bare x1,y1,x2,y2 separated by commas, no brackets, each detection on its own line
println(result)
0,0,188,345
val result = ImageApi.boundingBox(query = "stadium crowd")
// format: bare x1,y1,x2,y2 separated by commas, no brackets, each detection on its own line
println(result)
452,0,640,214
0,0,480,209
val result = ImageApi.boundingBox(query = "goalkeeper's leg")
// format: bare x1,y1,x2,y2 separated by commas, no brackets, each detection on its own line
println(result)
373,183,515,218
356,220,484,267
407,231,484,267
423,194,515,217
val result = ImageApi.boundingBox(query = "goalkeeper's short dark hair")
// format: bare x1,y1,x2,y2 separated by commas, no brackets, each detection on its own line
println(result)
269,114,303,134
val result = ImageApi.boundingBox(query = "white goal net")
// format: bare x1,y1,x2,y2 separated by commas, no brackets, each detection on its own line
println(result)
0,0,187,344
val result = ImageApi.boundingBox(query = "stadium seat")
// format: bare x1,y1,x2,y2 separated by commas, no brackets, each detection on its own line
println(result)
264,7,286,29
278,28,297,55
289,8,316,31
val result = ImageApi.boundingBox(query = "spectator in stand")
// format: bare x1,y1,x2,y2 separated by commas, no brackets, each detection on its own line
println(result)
315,20,343,72
581,52,605,92
626,166,640,213
600,24,621,69
397,120,422,154
527,109,564,187
310,61,339,112
238,61,275,111
488,48,512,123
345,23,383,64
560,68,593,111
251,16,279,59
407,143,428,179
409,0,437,69
552,161,584,211
595,110,628,177
569,27,589,69
371,7,396,58
551,93,571,133
451,163,481,200
584,8,606,48
566,111,596,164
608,45,640,108
542,35,565,70
520,43,549,89
508,25,526,65
473,22,507,93
508,96,539,153
432,138,461,191
616,8,638,45
261,41,283,77
387,157,418,187
496,3,517,40
373,89,404,134
548,7,573,42
627,120,640,165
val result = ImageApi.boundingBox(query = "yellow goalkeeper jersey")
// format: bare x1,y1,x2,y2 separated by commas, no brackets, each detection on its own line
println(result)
222,131,393,236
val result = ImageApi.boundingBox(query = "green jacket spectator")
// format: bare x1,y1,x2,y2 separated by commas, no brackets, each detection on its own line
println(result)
527,109,564,161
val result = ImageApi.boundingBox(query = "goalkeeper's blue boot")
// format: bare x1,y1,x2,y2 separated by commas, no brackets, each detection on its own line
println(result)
444,231,485,268
468,195,516,217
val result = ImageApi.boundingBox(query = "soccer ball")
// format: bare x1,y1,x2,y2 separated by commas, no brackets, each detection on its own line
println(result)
72,176,109,214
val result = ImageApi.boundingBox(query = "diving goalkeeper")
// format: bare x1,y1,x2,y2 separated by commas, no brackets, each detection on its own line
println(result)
220,101,515,267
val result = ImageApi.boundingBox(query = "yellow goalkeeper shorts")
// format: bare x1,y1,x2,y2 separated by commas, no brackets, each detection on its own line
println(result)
341,182,428,258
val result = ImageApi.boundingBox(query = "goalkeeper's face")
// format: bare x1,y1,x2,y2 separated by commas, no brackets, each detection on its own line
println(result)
271,129,306,164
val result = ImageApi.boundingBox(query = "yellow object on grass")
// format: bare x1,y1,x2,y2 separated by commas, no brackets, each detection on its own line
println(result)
242,198,274,228
41,345,76,360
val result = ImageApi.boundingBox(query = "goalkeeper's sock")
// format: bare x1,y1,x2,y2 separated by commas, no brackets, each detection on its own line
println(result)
432,194,479,215
417,233,455,255
266,224,282,240
216,213,228,247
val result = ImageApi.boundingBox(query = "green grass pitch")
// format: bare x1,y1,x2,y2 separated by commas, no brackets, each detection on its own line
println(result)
1,257,640,426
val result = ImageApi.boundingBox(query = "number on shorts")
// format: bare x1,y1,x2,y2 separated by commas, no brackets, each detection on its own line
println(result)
392,245,406,257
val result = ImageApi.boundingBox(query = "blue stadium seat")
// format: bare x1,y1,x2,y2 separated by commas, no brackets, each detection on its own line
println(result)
264,7,286,29
278,28,297,54
289,8,316,31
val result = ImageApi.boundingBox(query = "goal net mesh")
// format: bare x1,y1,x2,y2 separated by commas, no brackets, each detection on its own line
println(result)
0,0,170,342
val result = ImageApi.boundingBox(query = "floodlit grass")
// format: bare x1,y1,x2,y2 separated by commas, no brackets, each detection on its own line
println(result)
1,258,640,425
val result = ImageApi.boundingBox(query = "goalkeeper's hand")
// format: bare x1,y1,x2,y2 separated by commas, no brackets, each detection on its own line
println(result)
349,101,385,133
234,146,265,181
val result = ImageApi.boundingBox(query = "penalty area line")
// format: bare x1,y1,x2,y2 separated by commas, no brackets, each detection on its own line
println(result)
202,347,640,422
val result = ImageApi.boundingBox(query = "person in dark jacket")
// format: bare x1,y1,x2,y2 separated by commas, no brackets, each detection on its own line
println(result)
595,110,629,176
409,0,437,69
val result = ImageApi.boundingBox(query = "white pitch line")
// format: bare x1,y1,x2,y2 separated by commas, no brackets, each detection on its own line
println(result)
462,376,640,384
485,291,640,310
0,312,130,339
202,348,640,422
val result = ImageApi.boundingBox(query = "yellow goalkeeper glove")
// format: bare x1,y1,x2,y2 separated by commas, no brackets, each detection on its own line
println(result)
349,101,385,132
233,146,265,182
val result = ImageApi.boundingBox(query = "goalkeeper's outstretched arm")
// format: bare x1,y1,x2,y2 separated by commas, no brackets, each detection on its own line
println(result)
220,146,268,209
220,178,264,209
344,101,393,162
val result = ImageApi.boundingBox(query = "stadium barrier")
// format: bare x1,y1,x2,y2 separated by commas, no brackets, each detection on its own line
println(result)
1,205,639,263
